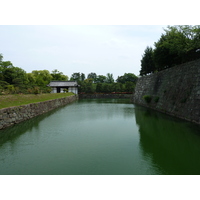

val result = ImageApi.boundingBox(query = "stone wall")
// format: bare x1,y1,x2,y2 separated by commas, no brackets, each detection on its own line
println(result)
0,95,78,130
79,93,133,99
132,59,200,124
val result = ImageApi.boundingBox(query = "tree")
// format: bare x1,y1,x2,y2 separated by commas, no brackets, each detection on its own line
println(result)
125,82,135,92
1,61,13,69
80,73,85,81
153,25,200,71
0,54,3,63
102,83,112,93
2,66,28,85
31,70,52,86
27,73,36,85
140,46,155,76
140,25,200,75
105,73,114,83
51,69,68,81
116,73,138,83
154,27,188,69
87,72,97,83
83,78,94,93
96,83,103,93
96,75,107,83
70,72,81,82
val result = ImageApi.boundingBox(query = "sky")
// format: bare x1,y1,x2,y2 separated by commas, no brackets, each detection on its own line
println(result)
0,25,168,79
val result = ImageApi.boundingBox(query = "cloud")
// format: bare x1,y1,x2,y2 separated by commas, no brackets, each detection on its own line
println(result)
0,25,168,78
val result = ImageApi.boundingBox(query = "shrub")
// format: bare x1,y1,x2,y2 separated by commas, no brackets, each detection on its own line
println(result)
33,87,40,95
6,85,15,93
143,95,152,103
63,88,68,93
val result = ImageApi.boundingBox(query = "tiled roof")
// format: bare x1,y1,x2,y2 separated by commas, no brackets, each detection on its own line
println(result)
48,81,78,87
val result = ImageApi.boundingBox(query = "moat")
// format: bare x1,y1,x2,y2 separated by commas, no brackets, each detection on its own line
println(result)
0,99,200,175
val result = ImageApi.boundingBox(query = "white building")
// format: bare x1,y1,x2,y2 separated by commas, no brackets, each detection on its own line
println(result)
47,81,79,94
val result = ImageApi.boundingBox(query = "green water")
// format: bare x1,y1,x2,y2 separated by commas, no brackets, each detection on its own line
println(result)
0,99,200,175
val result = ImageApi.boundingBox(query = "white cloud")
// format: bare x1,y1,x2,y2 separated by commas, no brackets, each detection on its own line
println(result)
0,25,167,78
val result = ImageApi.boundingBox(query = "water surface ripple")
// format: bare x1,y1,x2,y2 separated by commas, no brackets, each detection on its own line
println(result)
0,99,200,175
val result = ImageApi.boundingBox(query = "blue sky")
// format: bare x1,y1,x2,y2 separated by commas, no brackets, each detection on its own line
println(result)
0,25,167,79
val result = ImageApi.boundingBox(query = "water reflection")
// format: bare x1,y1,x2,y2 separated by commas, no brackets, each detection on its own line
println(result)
0,105,69,147
76,99,134,120
1,99,200,175
135,105,200,175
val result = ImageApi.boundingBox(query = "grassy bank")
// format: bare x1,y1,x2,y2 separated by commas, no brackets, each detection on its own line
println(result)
0,93,75,109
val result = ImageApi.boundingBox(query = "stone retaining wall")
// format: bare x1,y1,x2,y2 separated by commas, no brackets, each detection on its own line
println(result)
0,95,78,130
79,94,133,99
132,59,200,124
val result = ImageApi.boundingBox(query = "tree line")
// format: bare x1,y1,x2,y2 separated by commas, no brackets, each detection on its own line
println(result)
0,54,138,94
140,25,200,76
0,54,68,94
70,72,138,93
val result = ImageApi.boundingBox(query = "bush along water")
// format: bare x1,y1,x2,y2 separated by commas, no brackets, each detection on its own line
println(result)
143,95,152,103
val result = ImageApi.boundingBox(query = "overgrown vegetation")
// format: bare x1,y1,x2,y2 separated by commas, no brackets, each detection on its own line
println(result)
143,95,152,103
154,96,159,103
140,25,200,76
0,93,74,109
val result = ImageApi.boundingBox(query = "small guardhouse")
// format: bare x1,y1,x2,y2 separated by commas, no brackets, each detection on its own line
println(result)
47,81,79,94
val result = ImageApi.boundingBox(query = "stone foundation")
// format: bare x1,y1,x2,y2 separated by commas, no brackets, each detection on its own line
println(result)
79,93,133,99
0,95,78,130
132,59,200,124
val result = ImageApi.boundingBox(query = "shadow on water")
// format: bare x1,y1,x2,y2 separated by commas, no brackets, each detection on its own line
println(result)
2,98,200,175
0,104,70,146
79,98,133,104
134,105,200,175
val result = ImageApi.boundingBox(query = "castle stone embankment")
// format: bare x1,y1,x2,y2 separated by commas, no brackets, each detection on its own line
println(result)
79,94,133,99
0,95,78,130
132,59,200,124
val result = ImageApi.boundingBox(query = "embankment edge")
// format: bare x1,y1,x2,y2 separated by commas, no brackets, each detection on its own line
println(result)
0,95,78,130
132,59,200,124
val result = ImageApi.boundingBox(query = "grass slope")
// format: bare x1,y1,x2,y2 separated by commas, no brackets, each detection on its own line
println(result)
0,93,75,109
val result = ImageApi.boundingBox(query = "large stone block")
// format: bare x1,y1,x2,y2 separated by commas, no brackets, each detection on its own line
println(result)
132,59,200,124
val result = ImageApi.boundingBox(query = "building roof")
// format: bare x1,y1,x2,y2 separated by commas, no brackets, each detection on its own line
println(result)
48,81,78,87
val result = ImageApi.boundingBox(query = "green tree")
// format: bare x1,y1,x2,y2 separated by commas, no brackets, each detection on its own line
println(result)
96,83,103,93
153,25,200,71
70,72,81,82
96,75,107,83
0,54,3,64
1,61,13,69
2,66,28,86
125,81,135,92
102,83,112,93
87,72,97,83
140,25,200,75
80,73,85,81
105,73,114,83
27,73,36,85
83,78,94,93
116,73,138,83
31,70,52,86
0,80,9,90
51,69,68,81
140,46,155,75
114,82,124,92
